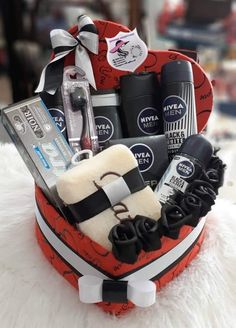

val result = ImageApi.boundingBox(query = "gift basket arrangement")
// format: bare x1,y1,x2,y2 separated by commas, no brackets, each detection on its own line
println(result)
1,15,226,316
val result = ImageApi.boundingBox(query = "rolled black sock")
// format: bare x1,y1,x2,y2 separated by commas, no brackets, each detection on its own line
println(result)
203,153,226,194
108,220,142,264
134,215,162,252
201,168,224,194
210,151,226,174
160,203,192,239
180,192,202,218
186,180,216,212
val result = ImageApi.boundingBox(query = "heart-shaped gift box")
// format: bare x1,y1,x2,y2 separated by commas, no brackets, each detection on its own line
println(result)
35,19,213,316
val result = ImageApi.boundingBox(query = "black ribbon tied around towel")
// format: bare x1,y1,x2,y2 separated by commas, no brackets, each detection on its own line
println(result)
69,167,146,223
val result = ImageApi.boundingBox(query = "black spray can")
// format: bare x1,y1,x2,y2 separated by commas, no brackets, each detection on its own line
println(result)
161,60,197,160
120,72,162,137
40,89,67,139
92,89,123,150
155,134,213,204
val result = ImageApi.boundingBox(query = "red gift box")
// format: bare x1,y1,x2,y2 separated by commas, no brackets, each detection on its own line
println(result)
35,19,213,316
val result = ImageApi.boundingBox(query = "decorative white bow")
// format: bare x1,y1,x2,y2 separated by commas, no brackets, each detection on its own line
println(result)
35,15,98,95
78,275,156,308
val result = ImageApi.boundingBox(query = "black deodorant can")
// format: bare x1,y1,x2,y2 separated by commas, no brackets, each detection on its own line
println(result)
161,60,197,160
155,134,213,203
120,72,162,137
92,89,123,150
40,90,67,139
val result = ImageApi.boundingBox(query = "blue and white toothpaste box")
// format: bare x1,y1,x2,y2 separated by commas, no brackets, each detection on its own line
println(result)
2,96,73,207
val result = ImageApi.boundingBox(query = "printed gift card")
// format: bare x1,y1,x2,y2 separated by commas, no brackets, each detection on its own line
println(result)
106,29,148,72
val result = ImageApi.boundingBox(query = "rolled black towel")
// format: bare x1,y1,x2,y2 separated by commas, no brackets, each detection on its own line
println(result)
180,192,202,217
210,155,225,171
160,203,192,239
203,150,226,193
108,220,142,264
134,215,162,252
186,180,216,208
180,191,212,226
201,168,224,194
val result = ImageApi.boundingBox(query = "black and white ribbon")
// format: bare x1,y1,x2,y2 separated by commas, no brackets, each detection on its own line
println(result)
78,276,156,307
35,15,98,94
68,167,146,223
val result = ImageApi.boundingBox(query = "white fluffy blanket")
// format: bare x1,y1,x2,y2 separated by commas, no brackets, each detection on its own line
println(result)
0,143,236,328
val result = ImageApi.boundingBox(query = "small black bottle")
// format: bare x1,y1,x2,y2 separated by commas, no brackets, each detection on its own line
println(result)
155,134,213,204
92,89,123,150
120,71,162,137
161,60,197,160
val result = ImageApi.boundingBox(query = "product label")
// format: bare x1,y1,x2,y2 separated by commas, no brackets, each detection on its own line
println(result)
129,143,154,172
13,115,26,134
137,107,161,135
163,96,187,123
33,145,50,169
162,89,197,158
95,116,114,143
49,108,66,134
155,155,193,203
106,29,148,72
40,141,68,176
146,179,158,189
21,105,44,138
176,160,195,178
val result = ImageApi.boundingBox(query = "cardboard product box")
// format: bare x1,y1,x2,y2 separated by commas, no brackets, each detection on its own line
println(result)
107,135,169,189
2,96,74,208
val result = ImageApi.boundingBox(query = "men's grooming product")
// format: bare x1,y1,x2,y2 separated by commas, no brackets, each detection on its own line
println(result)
61,66,99,154
161,60,197,160
120,71,162,137
56,145,161,251
107,135,168,189
40,89,67,139
92,89,123,150
1,96,73,208
155,134,213,204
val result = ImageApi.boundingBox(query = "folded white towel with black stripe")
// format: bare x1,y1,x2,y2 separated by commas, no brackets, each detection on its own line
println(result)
57,145,161,250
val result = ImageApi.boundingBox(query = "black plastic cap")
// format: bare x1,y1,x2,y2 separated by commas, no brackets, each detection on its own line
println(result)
161,60,194,84
179,134,213,166
120,71,160,100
